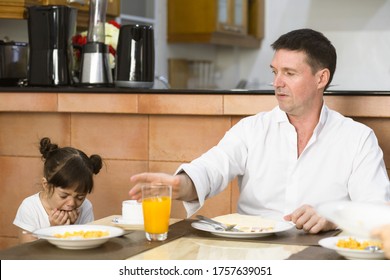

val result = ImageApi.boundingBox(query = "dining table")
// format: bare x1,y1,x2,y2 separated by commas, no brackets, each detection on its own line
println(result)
0,215,345,260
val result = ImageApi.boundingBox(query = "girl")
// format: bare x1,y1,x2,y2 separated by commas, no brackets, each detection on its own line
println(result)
13,137,103,243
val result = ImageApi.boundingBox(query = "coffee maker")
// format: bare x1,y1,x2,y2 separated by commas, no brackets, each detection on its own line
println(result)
27,5,77,86
79,0,112,86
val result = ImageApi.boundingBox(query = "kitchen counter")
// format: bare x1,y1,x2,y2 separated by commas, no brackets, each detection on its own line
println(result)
1,89,390,250
1,88,390,117
1,86,390,95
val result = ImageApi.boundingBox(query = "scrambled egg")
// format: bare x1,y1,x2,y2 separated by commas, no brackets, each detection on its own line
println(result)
336,237,382,250
54,230,109,239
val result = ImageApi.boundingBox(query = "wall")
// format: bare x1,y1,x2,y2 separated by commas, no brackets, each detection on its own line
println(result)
2,1,389,90
168,0,390,90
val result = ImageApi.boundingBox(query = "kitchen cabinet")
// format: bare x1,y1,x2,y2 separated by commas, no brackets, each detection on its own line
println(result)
0,0,120,29
168,0,264,48
0,0,40,19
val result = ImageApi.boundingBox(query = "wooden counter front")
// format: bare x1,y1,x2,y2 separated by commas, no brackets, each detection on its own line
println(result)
1,91,389,250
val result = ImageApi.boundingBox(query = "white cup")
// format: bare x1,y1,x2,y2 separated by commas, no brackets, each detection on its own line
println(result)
122,200,144,224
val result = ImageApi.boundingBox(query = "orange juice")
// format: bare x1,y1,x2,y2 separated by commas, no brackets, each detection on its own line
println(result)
142,196,171,234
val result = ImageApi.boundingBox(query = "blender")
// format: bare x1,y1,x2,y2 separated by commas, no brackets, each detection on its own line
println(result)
79,0,112,86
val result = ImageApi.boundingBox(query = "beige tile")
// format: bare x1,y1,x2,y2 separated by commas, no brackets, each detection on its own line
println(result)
0,113,71,156
139,94,223,115
224,95,277,115
58,93,138,113
88,160,148,220
0,93,57,112
71,113,148,160
325,96,390,118
0,156,43,238
231,116,245,126
150,115,231,162
355,117,390,169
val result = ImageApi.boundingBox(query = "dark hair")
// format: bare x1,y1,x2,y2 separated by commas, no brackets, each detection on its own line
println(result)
39,137,103,194
271,28,337,90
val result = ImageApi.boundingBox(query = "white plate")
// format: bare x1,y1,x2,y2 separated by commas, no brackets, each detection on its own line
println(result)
318,236,385,260
317,201,390,238
191,221,294,238
33,225,125,250
112,217,143,225
111,216,144,230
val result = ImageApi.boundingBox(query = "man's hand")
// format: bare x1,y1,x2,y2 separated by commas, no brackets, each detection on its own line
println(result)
129,172,198,202
284,204,337,234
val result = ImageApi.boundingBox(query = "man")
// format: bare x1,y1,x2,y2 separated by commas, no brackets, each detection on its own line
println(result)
129,29,390,233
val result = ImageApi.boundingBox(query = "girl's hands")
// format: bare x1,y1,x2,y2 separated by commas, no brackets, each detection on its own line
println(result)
67,209,81,224
49,208,80,226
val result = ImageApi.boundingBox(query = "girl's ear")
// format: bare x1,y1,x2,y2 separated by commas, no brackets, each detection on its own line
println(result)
42,177,48,190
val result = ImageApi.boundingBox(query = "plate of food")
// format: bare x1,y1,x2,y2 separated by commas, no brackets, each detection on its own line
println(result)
33,224,125,250
191,213,294,238
319,236,385,260
317,201,390,237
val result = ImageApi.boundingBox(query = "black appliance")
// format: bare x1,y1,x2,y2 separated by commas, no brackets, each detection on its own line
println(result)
0,41,28,86
27,5,77,86
115,24,155,88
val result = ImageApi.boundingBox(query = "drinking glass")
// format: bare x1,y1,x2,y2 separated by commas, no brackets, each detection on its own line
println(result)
141,183,172,241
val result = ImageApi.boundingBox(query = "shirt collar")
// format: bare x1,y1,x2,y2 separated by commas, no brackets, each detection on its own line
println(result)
274,104,329,134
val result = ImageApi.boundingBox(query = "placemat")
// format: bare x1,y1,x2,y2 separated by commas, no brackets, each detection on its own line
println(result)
0,219,341,260
187,220,341,246
287,246,345,260
0,220,192,260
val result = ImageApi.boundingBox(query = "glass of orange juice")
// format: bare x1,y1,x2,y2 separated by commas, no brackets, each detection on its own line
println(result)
141,183,172,241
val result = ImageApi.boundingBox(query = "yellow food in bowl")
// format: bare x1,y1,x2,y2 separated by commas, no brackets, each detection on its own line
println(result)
54,230,109,239
336,237,382,250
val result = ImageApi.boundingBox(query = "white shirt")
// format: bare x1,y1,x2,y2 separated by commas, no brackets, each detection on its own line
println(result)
13,193,94,232
180,105,390,219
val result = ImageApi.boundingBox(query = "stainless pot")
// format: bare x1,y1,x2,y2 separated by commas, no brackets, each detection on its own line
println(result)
0,40,28,86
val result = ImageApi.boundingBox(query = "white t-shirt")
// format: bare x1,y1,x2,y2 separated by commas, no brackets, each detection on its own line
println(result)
180,105,390,219
13,192,94,232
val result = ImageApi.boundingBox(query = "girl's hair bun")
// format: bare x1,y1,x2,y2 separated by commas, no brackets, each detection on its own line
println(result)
89,154,103,174
39,137,58,159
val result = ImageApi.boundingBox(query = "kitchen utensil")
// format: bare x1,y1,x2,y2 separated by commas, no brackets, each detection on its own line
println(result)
196,215,238,231
27,5,77,86
115,24,155,88
79,0,113,86
196,220,227,231
0,40,28,86
365,245,381,252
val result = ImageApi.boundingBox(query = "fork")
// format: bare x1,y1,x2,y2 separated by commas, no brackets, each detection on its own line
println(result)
196,215,240,232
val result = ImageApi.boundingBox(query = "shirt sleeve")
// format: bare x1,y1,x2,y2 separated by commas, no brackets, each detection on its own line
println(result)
13,198,42,233
177,118,251,217
348,129,390,201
